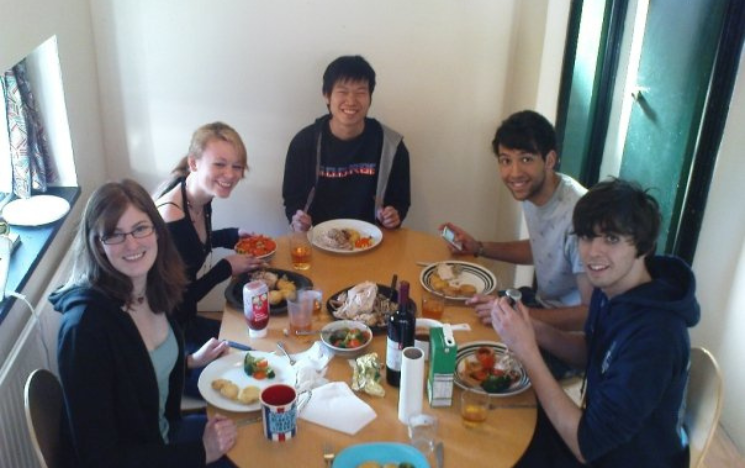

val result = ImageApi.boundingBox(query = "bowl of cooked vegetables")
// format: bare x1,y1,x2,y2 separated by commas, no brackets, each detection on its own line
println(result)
320,320,373,358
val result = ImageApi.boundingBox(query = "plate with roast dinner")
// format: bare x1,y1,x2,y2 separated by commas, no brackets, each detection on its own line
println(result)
455,341,531,397
420,261,498,301
311,219,383,254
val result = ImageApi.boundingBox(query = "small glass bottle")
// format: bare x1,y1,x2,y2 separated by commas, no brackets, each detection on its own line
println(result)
386,281,414,387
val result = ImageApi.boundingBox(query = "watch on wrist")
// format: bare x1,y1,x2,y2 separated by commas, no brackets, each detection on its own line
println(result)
475,241,485,257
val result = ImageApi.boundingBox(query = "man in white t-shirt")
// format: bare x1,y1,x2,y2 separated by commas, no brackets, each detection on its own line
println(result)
441,110,590,331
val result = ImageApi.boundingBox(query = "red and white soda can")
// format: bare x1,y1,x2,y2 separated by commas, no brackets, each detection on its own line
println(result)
243,280,270,338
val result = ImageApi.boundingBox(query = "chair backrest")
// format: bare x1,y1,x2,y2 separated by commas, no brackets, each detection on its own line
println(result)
685,347,724,468
24,369,67,468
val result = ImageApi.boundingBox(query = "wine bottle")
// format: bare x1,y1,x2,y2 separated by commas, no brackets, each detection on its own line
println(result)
386,280,414,387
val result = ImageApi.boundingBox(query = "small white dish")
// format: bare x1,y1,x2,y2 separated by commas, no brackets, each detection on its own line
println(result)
2,195,70,226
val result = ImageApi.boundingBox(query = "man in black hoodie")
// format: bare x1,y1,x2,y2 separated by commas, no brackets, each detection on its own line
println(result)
491,178,699,467
282,55,411,231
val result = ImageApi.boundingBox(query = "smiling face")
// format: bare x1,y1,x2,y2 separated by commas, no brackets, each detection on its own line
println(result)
496,145,557,205
579,230,651,298
325,79,371,139
190,138,245,199
100,204,158,289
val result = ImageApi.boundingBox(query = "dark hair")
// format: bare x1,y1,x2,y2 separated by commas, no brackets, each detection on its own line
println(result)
322,55,376,96
156,122,248,197
573,178,662,257
491,110,557,160
65,179,188,312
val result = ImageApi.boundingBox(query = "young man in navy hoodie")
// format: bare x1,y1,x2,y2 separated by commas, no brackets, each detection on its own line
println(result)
491,178,699,467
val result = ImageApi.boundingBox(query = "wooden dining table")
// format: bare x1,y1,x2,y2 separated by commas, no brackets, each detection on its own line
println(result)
213,228,536,467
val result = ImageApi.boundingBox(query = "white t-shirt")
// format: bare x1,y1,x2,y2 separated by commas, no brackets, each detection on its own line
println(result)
523,173,587,307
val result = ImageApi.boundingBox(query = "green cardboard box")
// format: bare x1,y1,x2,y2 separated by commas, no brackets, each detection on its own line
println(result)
427,325,457,407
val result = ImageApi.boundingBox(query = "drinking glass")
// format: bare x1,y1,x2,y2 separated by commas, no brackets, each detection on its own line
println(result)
289,231,312,270
287,290,319,341
421,291,445,320
460,388,489,428
407,412,438,454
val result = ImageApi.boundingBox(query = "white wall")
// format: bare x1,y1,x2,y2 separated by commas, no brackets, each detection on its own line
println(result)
692,47,745,451
0,0,106,364
88,0,527,307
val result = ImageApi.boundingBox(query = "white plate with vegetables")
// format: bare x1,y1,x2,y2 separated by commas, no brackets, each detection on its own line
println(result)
454,341,531,397
311,219,382,254
197,351,296,412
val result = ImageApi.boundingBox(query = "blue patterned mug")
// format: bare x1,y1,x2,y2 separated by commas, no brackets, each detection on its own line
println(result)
260,384,311,441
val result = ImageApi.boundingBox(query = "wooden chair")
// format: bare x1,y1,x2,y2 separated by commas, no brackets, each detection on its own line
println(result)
686,347,724,468
24,369,68,468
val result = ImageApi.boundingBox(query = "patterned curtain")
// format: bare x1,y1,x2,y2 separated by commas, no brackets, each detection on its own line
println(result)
1,59,55,198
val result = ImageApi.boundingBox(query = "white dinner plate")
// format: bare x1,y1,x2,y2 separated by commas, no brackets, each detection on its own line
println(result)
419,261,498,301
2,195,70,226
454,341,531,397
197,351,296,412
311,219,383,254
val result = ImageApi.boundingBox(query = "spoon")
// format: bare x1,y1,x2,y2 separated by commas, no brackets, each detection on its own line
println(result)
276,341,297,365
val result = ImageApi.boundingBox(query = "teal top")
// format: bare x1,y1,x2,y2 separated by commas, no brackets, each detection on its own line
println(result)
149,324,178,441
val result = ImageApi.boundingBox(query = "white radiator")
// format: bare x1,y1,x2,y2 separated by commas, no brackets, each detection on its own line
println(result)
0,250,71,468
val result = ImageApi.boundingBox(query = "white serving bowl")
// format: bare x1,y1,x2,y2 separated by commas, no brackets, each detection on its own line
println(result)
320,320,373,358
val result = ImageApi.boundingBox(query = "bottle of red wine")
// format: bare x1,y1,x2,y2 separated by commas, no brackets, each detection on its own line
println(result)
386,280,414,387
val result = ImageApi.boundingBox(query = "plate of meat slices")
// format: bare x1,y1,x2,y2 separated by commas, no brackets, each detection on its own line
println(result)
454,341,531,397
311,219,382,254
234,234,277,259
326,281,416,333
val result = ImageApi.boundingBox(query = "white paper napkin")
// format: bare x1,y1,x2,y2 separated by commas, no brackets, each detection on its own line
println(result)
299,381,377,434
291,341,332,393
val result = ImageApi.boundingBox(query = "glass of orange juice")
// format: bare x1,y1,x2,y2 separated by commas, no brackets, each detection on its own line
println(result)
460,388,489,428
289,231,312,270
421,291,446,320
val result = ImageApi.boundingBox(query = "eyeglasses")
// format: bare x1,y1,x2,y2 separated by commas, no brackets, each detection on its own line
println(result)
100,225,155,245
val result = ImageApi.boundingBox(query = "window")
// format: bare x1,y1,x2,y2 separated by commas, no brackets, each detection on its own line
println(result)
556,0,743,262
0,36,79,322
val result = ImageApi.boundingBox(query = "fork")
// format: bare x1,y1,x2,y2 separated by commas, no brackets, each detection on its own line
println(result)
323,442,335,467
276,341,297,365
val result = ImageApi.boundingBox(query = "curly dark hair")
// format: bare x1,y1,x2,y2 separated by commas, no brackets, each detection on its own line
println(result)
491,110,557,160
573,178,662,257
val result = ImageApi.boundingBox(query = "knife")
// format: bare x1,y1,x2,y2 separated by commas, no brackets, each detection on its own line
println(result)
303,187,316,213
226,340,253,351
435,441,444,468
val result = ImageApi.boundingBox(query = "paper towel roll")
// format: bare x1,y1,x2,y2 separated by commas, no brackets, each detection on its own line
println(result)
398,346,425,424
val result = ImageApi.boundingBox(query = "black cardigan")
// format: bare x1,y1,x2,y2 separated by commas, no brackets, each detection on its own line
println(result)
51,287,206,468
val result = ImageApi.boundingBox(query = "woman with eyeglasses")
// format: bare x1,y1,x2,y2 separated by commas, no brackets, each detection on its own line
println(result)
51,180,237,468
154,123,264,378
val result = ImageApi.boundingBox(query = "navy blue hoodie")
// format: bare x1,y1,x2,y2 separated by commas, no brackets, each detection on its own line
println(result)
578,255,700,467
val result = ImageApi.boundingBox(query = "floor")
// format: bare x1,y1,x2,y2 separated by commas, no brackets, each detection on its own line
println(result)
704,425,745,468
